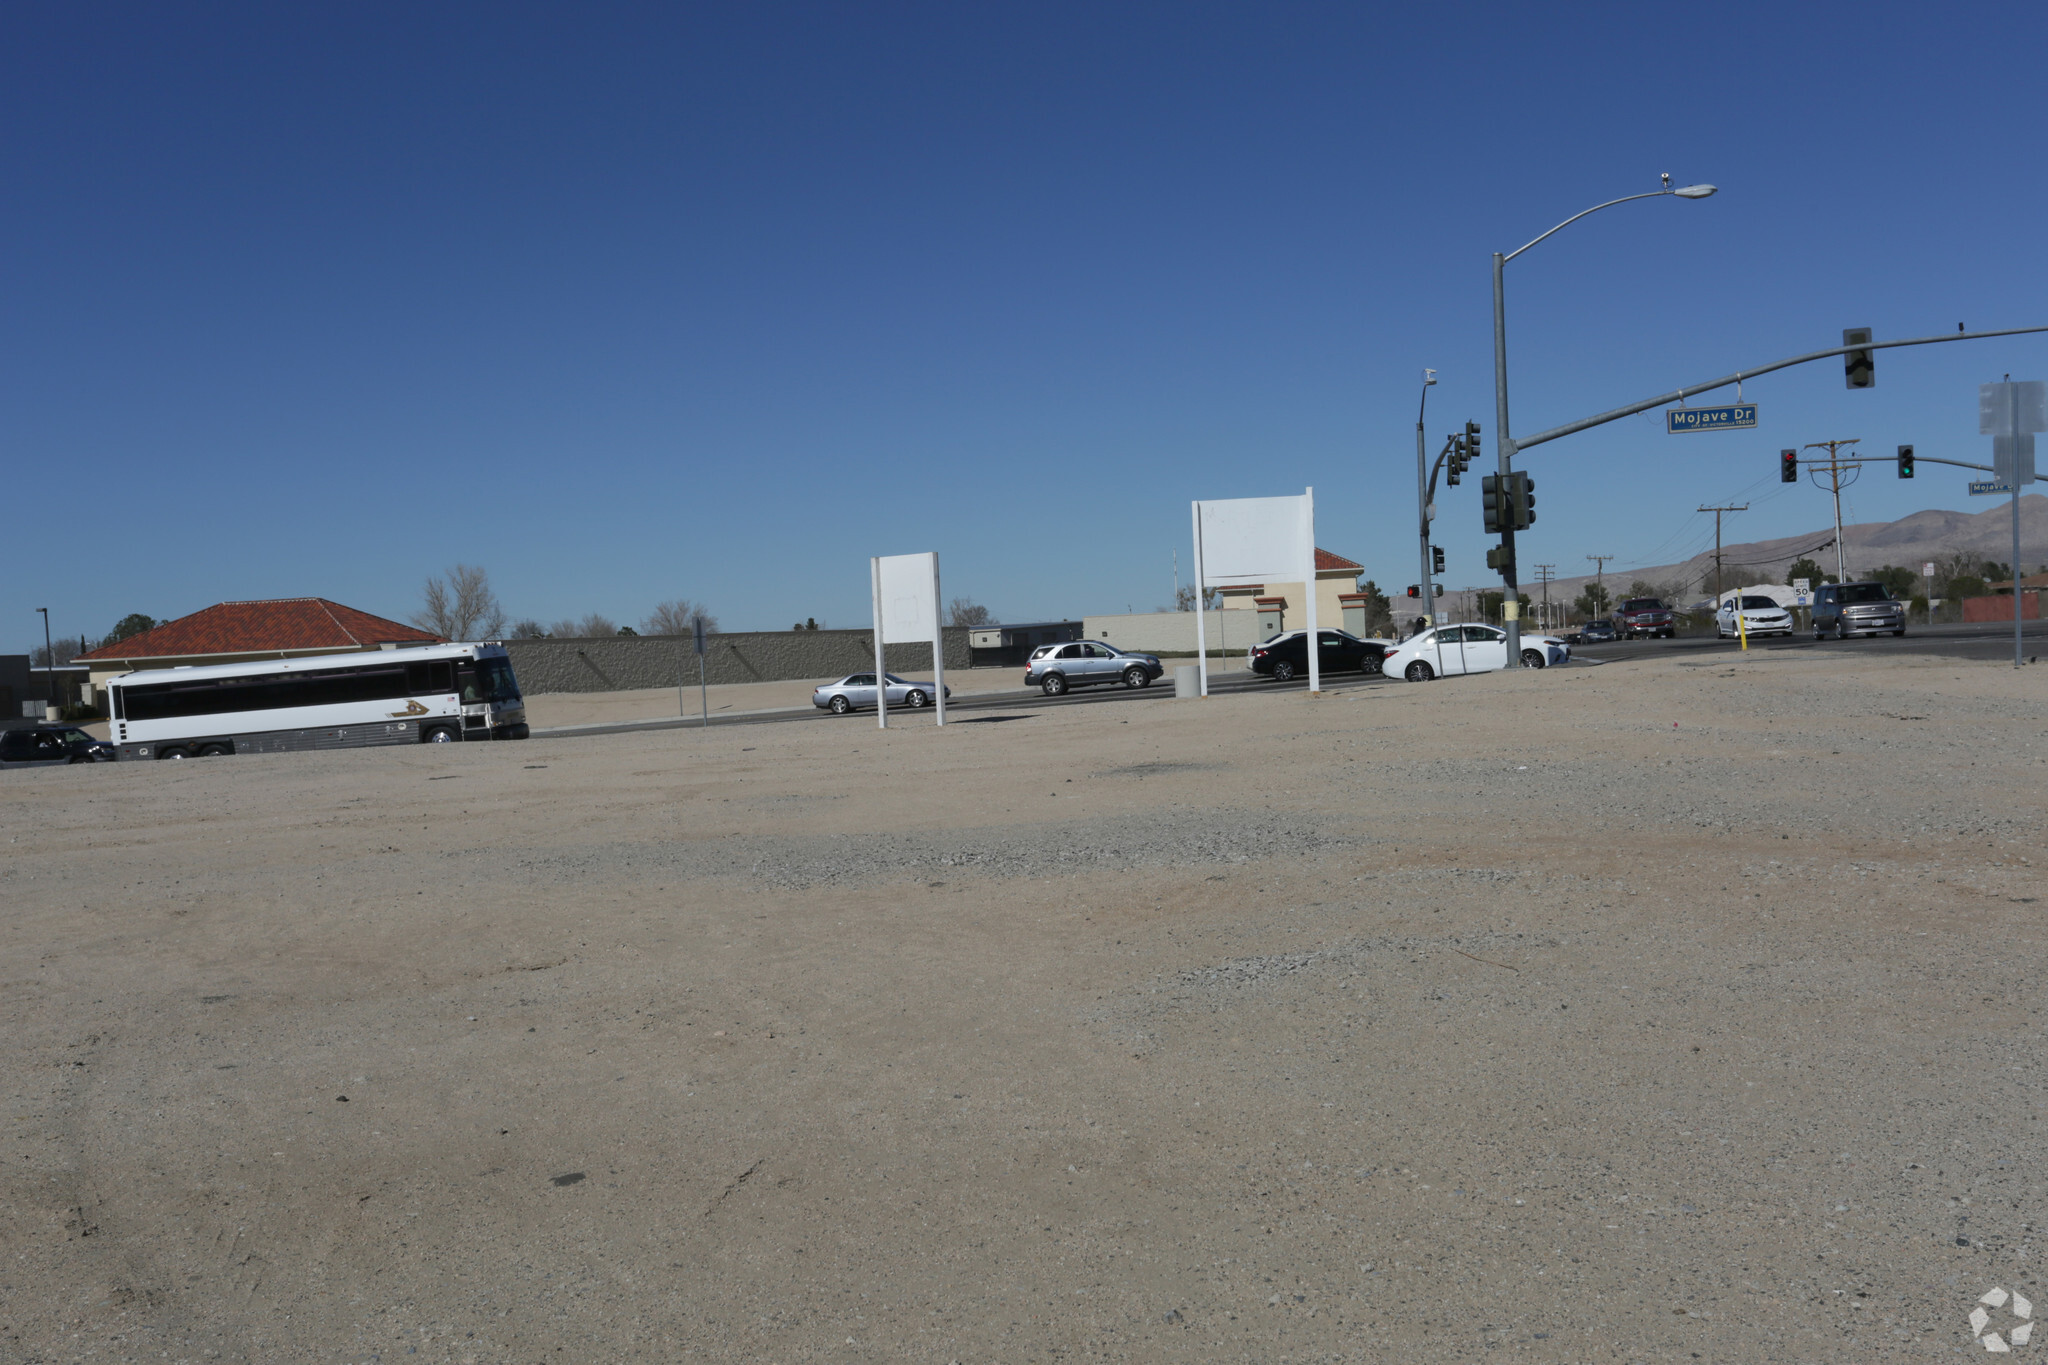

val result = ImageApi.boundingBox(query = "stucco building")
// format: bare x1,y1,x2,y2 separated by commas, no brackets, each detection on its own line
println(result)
1216,548,1368,635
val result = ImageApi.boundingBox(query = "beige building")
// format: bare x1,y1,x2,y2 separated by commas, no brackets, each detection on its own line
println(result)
1217,548,1368,635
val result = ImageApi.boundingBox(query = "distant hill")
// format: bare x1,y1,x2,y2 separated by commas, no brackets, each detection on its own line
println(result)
1534,494,2048,605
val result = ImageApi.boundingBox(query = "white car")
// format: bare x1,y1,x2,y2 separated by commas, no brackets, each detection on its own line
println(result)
1716,594,1793,639
1382,624,1570,681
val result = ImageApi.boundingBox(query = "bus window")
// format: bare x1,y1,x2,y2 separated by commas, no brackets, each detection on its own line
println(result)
407,660,454,695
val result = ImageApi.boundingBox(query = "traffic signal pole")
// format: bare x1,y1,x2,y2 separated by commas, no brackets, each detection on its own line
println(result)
1415,371,1438,631
1491,251,1522,664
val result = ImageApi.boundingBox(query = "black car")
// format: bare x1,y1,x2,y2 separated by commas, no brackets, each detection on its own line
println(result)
1249,628,1390,681
1578,619,1618,643
0,724,116,767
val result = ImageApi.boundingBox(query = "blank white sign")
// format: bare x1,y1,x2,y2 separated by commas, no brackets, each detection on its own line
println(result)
1197,495,1311,586
876,552,939,643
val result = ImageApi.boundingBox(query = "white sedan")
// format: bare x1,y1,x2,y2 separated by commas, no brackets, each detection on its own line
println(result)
1382,624,1571,682
1716,595,1793,638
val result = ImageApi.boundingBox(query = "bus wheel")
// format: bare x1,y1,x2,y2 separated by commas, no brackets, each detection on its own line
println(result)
157,747,190,760
197,743,231,757
423,726,459,744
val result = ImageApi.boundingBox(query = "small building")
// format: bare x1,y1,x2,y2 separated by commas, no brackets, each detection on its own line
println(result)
1216,548,1367,635
966,620,1084,668
73,598,443,699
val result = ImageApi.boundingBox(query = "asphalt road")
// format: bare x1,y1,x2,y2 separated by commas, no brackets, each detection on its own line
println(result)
541,617,2045,741
1568,616,2048,666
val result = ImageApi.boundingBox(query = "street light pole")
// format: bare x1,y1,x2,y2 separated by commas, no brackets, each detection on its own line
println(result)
1415,369,1438,632
1491,176,1717,665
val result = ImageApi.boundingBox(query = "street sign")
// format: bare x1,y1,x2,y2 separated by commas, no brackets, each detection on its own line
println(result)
1982,380,2044,485
1970,480,2017,496
1666,403,1758,433
1792,576,1811,606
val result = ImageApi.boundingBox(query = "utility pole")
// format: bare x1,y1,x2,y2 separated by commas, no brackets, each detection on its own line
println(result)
1533,564,1556,632
1802,439,1862,583
1696,504,1748,606
1585,555,1614,618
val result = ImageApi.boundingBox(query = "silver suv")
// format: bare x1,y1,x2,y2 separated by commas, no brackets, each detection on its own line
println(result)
1813,582,1905,639
1024,641,1164,695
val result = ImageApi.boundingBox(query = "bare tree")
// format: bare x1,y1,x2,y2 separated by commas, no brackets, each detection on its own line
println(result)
413,564,505,641
547,613,617,639
1174,584,1221,612
642,599,720,636
508,619,547,639
947,597,993,627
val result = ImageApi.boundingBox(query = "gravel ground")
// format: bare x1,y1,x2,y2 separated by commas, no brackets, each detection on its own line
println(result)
2,647,2044,1363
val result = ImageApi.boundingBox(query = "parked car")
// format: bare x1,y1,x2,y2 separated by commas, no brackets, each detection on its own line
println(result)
1812,581,1906,639
1381,624,1571,681
1717,595,1794,638
1024,641,1163,695
1614,597,1677,639
1248,628,1392,681
1579,619,1618,643
812,673,951,714
0,724,116,767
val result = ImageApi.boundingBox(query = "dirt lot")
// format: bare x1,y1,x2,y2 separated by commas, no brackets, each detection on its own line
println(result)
4,650,2044,1363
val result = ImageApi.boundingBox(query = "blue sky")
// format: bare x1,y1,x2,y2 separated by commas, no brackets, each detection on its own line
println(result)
7,1,2048,647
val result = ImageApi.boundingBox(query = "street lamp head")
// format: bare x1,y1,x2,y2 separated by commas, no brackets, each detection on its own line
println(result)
1671,183,1717,199
1422,368,1437,386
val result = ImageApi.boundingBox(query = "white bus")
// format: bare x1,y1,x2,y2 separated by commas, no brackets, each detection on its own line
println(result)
106,643,529,761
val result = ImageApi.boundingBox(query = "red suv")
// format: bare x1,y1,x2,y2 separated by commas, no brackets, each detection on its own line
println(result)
1614,598,1676,639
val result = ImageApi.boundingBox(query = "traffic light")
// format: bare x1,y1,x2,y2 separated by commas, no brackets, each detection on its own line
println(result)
1897,443,1915,478
1486,545,1511,573
1481,474,1503,534
1445,436,1464,485
1508,471,1536,528
1431,545,1446,574
1781,448,1799,482
1843,327,1874,389
1405,585,1420,598
1465,419,1481,453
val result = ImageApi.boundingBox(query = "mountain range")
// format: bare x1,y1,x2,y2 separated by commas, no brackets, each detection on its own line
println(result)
1525,494,2048,605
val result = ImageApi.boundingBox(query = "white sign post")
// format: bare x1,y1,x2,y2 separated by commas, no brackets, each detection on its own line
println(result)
1981,380,2044,670
870,551,946,728
1190,488,1318,698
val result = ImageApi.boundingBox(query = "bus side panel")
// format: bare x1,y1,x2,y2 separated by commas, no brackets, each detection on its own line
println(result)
118,721,419,761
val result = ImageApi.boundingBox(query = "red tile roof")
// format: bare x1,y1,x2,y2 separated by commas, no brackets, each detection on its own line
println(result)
76,599,443,662
1314,548,1364,572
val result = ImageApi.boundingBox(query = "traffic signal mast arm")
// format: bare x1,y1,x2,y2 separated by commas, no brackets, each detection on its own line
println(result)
1785,451,1994,473
1511,325,2048,454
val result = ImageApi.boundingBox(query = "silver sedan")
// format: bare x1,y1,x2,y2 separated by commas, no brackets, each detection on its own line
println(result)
812,673,952,714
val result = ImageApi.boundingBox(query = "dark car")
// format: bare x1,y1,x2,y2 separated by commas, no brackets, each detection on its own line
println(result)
0,724,116,767
1613,597,1676,639
1579,619,1618,643
1249,628,1390,681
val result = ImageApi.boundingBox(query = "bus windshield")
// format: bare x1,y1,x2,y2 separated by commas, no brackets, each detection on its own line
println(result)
470,657,520,703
